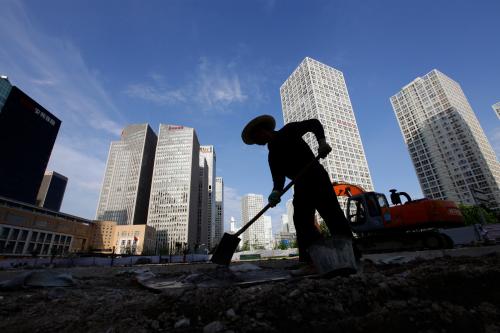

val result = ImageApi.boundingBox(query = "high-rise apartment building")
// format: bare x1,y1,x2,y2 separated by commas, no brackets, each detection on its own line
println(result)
263,215,273,250
214,176,224,246
280,214,289,233
0,77,61,205
199,145,216,249
0,76,12,110
241,194,266,250
493,102,500,120
196,159,209,250
96,124,157,225
36,171,68,211
286,199,296,234
391,70,500,210
147,125,200,252
280,57,374,210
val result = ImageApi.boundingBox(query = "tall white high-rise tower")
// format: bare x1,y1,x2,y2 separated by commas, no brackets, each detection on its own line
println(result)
241,194,266,250
263,215,273,250
391,70,500,210
96,124,157,225
280,57,374,210
147,125,200,252
214,176,224,246
492,102,500,120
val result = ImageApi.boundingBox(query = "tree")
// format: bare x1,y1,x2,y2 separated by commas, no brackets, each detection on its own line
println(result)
276,241,288,250
240,241,250,251
458,204,498,225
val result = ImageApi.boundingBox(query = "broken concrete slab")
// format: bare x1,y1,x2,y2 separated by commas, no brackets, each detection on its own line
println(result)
0,270,74,290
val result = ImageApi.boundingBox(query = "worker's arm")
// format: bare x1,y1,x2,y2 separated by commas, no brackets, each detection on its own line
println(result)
267,153,285,207
292,119,332,159
291,118,326,141
268,153,285,192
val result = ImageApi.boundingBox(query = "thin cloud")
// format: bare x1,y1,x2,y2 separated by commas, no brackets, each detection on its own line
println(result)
0,1,125,218
125,58,249,112
125,83,187,104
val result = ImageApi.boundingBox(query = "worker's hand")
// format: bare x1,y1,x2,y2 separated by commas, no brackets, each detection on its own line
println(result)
318,138,332,159
268,190,281,207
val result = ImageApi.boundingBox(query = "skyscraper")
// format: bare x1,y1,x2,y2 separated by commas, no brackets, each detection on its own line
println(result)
147,125,200,252
229,216,239,233
36,171,68,211
391,70,500,210
0,77,61,204
280,57,374,211
286,199,296,234
214,176,224,246
493,102,500,120
199,145,216,249
0,76,12,110
263,215,273,250
96,124,157,225
241,194,266,250
280,214,289,233
196,159,209,250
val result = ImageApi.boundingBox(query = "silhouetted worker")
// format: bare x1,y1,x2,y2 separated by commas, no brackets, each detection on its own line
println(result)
242,115,353,275
389,189,412,205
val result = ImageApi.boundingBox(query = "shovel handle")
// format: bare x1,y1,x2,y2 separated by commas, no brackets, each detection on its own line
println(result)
235,154,321,237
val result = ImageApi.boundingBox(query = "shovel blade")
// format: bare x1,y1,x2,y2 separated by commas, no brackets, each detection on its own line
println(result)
307,237,357,276
211,233,241,265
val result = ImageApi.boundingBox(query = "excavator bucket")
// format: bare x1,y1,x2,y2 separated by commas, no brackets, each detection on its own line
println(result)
333,182,366,197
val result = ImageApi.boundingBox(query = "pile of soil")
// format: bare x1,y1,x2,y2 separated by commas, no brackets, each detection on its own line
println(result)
1,254,499,332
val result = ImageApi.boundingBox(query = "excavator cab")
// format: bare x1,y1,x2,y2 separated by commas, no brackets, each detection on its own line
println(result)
346,192,392,233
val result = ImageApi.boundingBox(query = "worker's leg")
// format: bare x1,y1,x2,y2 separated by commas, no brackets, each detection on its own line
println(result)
293,185,322,262
314,170,352,238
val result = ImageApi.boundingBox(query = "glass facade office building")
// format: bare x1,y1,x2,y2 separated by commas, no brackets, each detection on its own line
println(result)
0,79,61,205
96,124,157,225
147,125,200,252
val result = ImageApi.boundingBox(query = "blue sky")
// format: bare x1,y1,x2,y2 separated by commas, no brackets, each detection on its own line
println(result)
1,0,499,235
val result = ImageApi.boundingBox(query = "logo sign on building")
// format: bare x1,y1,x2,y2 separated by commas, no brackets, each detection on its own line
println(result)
168,125,184,130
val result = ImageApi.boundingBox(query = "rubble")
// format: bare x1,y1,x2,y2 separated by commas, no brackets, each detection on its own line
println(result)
0,253,499,332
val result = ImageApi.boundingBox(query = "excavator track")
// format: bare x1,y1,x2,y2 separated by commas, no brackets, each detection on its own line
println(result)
354,230,454,254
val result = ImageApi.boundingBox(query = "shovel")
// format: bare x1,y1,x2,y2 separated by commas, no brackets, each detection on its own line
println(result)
211,155,321,266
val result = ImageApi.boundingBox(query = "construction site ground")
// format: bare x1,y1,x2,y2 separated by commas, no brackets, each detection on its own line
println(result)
1,245,500,333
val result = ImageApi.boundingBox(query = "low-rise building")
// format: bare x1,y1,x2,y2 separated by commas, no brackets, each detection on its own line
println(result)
114,224,156,255
0,196,156,257
0,196,93,257
90,220,115,253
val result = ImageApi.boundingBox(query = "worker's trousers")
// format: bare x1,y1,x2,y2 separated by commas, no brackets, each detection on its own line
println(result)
293,167,352,262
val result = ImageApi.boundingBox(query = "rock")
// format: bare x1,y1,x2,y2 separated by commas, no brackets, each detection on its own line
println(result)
226,308,236,318
333,302,344,313
150,320,160,330
288,289,300,297
174,317,190,328
203,321,225,333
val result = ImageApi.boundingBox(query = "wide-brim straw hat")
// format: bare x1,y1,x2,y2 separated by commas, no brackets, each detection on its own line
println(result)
241,115,276,145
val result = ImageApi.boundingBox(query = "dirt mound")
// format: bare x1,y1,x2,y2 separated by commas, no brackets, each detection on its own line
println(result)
1,255,499,332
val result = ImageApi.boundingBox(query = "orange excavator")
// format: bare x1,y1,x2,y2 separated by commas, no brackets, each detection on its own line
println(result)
332,182,466,252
